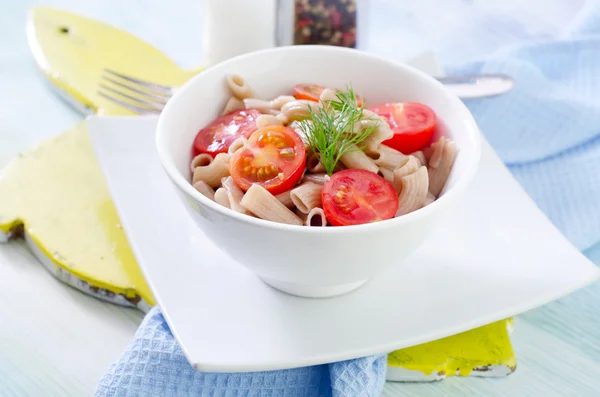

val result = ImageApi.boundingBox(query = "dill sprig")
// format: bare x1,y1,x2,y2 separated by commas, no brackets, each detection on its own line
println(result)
298,87,378,175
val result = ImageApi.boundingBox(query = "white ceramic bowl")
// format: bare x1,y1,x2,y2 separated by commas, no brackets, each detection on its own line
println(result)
156,45,481,298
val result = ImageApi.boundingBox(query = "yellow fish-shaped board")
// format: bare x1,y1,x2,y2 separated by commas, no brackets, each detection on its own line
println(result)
387,319,516,381
26,6,201,116
6,5,206,310
0,122,153,311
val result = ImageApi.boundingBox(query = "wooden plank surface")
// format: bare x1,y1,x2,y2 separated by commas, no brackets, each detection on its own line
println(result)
1,0,599,395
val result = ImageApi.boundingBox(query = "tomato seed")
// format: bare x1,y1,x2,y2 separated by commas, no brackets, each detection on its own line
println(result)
279,148,295,157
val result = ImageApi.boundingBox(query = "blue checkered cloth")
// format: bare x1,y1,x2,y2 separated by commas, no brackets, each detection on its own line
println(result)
96,6,600,397
448,4,600,251
95,307,386,396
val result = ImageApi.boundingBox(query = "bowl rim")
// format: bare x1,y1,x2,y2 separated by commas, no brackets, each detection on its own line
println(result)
156,45,482,234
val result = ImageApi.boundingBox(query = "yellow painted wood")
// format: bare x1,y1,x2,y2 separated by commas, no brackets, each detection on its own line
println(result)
0,123,154,308
1,6,207,310
26,6,202,116
388,320,516,379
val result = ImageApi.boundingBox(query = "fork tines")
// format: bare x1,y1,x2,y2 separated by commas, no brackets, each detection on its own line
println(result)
97,69,175,114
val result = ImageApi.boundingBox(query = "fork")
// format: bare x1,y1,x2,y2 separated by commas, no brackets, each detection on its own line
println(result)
98,69,176,114
98,68,514,114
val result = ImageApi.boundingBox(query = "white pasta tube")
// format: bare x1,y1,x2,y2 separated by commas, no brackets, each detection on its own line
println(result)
289,120,310,145
190,153,213,173
270,95,296,109
226,74,258,100
243,98,273,112
364,123,394,151
192,153,231,188
244,96,297,113
221,97,244,115
306,207,328,227
264,109,283,116
396,166,429,216
427,136,448,169
281,100,317,121
275,190,295,209
354,110,393,151
290,182,323,214
346,108,375,133
192,181,215,201
306,154,326,173
222,176,250,214
214,188,231,209
367,144,407,170
411,150,427,167
340,145,379,174
319,88,339,102
296,208,308,223
227,137,247,155
428,137,458,197
275,113,289,124
256,114,284,128
302,173,329,185
378,167,395,184
393,156,420,193
240,185,303,225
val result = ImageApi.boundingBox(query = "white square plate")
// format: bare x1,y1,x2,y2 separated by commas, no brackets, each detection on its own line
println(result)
88,116,599,372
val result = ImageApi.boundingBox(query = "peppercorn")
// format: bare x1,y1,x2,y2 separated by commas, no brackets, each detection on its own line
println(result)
293,0,357,48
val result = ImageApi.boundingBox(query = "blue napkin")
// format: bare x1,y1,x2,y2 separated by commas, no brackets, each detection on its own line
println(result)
95,307,386,397
96,6,600,397
448,4,600,251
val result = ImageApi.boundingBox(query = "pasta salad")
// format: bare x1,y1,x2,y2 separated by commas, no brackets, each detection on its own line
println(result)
189,75,458,227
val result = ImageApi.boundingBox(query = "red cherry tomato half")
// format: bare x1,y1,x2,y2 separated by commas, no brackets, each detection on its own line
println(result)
193,109,261,157
293,84,364,106
230,125,306,195
369,102,436,154
322,169,399,226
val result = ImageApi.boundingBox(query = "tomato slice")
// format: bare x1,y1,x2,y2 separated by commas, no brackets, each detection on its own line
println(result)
230,125,306,195
293,84,364,106
369,102,436,154
322,169,399,226
193,109,261,157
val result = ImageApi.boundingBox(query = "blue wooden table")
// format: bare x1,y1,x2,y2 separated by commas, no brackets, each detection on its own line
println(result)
0,0,598,395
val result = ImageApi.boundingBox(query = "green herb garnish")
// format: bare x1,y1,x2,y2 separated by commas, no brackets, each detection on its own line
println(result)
298,87,378,175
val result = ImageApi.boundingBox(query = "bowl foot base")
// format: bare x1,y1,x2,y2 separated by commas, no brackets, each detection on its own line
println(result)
260,277,368,298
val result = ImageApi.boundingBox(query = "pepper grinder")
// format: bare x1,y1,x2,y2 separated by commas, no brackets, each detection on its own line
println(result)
204,0,361,66
276,0,359,48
